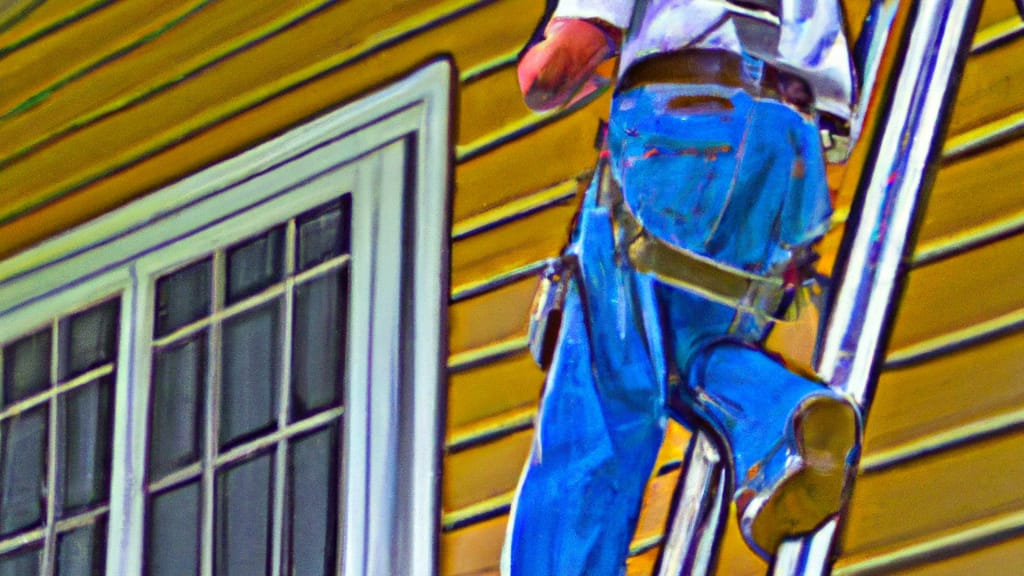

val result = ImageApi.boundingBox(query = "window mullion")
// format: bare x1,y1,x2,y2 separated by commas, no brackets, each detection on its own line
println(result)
270,219,297,576
202,251,226,576
41,319,59,576
114,269,146,576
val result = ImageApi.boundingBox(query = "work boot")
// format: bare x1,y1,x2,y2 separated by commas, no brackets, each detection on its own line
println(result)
681,342,862,558
735,393,860,556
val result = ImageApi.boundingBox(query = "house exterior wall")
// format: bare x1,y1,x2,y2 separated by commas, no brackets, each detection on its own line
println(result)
0,0,1021,574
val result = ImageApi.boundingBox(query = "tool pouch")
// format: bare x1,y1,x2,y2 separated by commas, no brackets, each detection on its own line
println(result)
528,255,577,369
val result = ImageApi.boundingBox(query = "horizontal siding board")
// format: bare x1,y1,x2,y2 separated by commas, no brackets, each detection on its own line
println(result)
976,0,1021,32
443,428,532,513
451,198,578,288
0,0,542,258
947,35,1024,137
0,0,106,51
441,514,506,576
866,328,1024,454
917,134,1024,248
842,428,1024,557
0,0,320,160
632,469,681,544
458,63,532,147
653,421,691,473
0,0,208,115
626,547,662,576
887,232,1024,352
0,0,45,33
454,107,604,223
884,533,1024,576
447,351,543,432
835,509,1024,575
449,274,534,355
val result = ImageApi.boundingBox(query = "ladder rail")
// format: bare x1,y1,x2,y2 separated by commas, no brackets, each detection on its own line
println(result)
656,433,728,576
773,0,982,573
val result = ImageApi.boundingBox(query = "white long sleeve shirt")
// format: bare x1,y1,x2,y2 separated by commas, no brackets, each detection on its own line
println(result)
552,0,855,119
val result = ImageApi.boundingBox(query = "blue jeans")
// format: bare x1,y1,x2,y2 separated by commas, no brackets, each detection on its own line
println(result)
502,85,833,576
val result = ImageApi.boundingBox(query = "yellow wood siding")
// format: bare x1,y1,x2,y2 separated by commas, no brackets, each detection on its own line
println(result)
0,0,549,257
864,329,1024,458
881,535,1024,576
1,0,1021,574
448,352,543,431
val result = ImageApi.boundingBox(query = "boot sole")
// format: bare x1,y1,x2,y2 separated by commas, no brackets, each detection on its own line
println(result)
744,394,859,556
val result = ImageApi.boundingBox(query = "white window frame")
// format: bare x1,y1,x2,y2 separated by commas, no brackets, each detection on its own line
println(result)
0,59,452,576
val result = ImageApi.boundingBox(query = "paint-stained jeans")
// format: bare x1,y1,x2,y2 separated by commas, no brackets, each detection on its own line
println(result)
502,85,833,576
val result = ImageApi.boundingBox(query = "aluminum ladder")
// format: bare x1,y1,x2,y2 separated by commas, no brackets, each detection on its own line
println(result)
655,1,982,574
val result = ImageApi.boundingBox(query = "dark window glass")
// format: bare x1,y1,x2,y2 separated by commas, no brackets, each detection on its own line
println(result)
226,227,285,305
60,299,119,380
155,259,212,338
0,407,47,536
146,482,200,576
287,426,339,576
220,303,279,448
216,453,273,576
59,377,114,515
291,269,347,420
2,329,51,407
149,335,206,478
0,545,41,576
296,196,351,272
56,520,107,576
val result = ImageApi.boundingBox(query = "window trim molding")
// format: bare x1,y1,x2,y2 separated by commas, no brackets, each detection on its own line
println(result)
0,59,452,576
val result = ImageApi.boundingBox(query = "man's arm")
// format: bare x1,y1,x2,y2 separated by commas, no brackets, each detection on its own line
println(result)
518,1,635,111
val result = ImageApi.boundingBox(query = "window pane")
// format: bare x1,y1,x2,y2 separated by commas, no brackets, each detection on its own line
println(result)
296,196,351,272
2,329,51,407
287,426,339,576
0,545,41,576
291,269,347,420
0,407,47,536
155,259,212,338
149,335,206,478
59,377,114,514
220,303,279,448
60,299,119,381
56,520,107,576
226,227,285,305
146,482,200,576
216,453,273,576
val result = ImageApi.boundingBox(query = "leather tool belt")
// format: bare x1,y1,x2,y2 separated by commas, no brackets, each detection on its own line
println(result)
616,50,784,101
597,164,788,320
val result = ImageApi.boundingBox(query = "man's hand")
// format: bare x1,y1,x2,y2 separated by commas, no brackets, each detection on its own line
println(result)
518,18,618,111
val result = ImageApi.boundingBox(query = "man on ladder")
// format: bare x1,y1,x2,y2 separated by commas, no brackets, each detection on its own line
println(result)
503,1,862,574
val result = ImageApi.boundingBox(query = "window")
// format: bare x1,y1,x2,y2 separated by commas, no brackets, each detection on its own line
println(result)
144,203,350,576
0,60,451,576
0,299,118,575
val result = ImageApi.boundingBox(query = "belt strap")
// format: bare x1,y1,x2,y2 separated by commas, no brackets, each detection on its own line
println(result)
617,50,746,94
627,227,783,307
599,166,786,318
616,50,790,103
